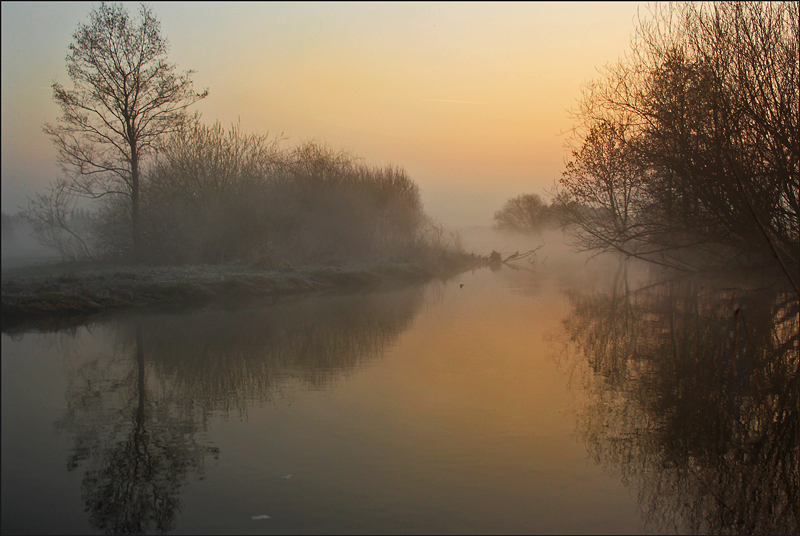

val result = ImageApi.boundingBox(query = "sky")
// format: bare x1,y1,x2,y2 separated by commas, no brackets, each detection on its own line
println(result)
1,2,645,228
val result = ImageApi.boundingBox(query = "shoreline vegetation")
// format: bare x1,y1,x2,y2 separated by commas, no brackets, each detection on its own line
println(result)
1,252,488,333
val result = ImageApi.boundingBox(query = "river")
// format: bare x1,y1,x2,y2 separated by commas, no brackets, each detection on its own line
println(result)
2,238,797,534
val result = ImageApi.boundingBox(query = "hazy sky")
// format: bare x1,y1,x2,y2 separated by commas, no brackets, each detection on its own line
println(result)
1,2,644,227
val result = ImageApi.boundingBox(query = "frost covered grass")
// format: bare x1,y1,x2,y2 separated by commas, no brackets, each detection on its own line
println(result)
1,253,488,331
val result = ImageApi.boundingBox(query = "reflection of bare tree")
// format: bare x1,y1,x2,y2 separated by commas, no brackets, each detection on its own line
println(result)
56,321,212,534
560,264,798,534
55,286,424,532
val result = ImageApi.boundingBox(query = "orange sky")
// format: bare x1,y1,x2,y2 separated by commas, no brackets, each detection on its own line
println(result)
1,2,644,227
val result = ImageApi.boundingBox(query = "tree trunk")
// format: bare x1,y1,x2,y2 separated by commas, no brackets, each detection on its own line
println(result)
131,148,142,264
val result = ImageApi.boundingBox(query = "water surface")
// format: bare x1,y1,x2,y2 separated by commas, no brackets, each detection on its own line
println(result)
2,254,796,534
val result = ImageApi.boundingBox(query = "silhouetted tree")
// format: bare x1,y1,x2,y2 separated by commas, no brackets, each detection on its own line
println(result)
33,2,207,263
558,121,649,257
558,2,798,290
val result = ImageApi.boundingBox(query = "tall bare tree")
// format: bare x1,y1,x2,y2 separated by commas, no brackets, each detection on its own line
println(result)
40,2,207,262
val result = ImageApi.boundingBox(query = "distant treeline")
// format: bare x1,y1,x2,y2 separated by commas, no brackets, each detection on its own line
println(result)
492,193,566,234
29,119,456,266
499,3,799,290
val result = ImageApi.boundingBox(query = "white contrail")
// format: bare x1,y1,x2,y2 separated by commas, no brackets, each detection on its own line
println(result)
421,98,484,105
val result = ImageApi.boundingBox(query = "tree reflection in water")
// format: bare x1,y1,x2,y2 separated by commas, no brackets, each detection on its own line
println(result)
558,262,798,534
55,288,425,533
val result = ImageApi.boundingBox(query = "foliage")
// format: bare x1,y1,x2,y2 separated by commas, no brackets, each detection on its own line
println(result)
557,2,799,289
94,119,284,263
33,2,207,262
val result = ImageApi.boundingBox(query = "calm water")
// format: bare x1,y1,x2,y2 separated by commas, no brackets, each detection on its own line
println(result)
2,252,797,534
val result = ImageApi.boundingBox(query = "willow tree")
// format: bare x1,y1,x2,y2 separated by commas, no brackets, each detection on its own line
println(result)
40,2,207,262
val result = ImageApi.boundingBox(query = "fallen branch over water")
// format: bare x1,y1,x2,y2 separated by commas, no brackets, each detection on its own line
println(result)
502,243,545,264
488,243,546,269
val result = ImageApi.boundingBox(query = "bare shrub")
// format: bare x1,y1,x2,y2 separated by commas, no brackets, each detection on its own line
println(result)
90,120,429,267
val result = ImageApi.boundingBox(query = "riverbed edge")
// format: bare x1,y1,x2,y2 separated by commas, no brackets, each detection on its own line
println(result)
1,253,488,331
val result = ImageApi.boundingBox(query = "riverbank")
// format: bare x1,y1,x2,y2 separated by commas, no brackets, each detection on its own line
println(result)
1,253,488,332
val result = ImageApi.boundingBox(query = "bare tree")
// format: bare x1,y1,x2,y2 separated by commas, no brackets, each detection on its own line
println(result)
27,180,95,259
558,121,652,254
558,2,798,289
39,2,207,263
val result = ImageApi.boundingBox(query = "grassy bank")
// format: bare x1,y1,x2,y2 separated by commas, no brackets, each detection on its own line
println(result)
1,252,488,332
